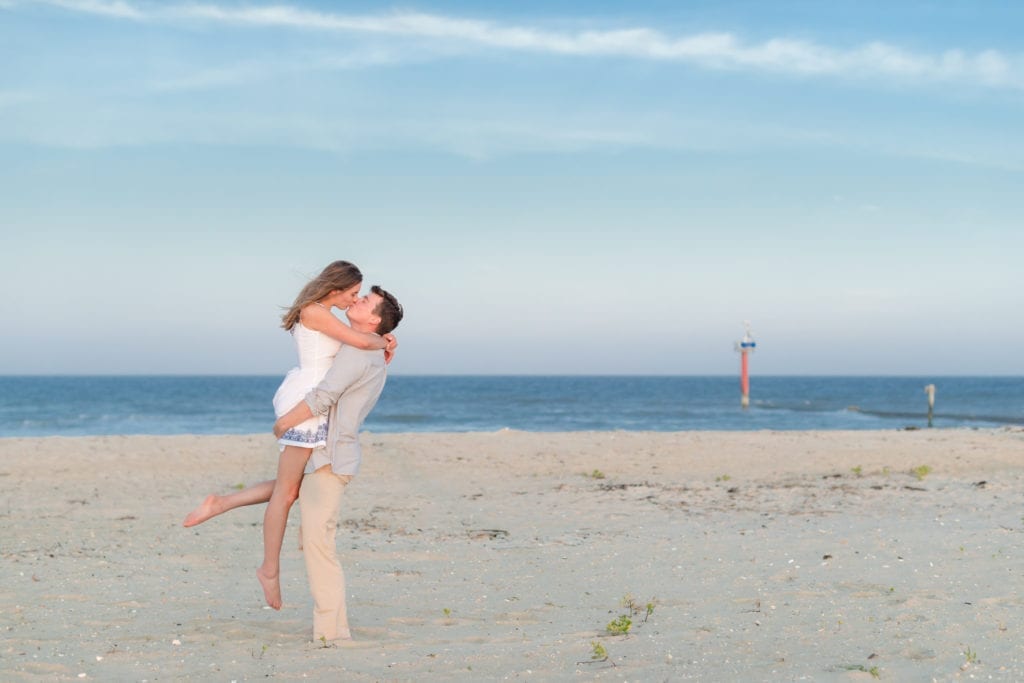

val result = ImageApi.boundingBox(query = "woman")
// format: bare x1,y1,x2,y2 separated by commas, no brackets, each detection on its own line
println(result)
183,260,396,610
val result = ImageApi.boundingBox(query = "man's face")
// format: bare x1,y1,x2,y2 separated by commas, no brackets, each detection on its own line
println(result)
347,292,383,327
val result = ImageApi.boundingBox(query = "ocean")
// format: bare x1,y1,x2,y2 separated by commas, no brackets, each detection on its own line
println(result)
0,376,1021,437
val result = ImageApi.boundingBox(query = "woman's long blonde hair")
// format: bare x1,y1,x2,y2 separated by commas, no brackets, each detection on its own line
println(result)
281,261,363,331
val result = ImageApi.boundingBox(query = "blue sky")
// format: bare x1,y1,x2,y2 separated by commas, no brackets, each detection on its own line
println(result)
2,0,1022,375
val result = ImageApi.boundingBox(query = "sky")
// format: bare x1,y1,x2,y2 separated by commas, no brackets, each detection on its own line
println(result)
2,0,1022,376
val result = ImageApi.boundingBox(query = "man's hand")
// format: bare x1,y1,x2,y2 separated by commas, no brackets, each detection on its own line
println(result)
383,333,398,364
274,401,315,438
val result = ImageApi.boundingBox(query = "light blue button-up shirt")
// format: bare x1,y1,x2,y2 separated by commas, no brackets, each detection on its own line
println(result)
302,345,387,477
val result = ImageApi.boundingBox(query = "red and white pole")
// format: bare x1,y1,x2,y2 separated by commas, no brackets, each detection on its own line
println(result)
735,322,756,409
740,350,751,408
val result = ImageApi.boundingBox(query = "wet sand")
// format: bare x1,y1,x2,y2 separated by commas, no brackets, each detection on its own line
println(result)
2,428,1022,680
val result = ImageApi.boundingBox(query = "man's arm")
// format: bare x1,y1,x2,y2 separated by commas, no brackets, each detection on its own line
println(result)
272,346,371,437
273,401,314,438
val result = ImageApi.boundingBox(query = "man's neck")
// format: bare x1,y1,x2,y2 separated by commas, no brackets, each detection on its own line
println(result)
350,321,378,335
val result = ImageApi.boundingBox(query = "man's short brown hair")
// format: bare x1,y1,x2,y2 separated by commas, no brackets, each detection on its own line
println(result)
371,285,403,335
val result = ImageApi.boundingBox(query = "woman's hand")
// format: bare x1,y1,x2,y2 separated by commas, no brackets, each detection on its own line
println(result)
383,333,398,364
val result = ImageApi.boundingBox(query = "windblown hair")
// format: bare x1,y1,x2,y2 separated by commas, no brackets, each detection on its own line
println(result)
281,261,363,332
370,285,403,335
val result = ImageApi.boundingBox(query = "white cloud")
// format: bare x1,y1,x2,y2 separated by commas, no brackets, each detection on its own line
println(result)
408,119,654,160
34,1,1024,90
149,49,404,92
36,0,143,20
0,90,37,108
149,63,266,92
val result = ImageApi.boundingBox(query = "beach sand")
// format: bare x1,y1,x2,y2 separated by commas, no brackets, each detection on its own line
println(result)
2,429,1022,681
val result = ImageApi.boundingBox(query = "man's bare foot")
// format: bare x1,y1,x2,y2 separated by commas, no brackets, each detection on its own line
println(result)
256,567,282,610
183,494,222,527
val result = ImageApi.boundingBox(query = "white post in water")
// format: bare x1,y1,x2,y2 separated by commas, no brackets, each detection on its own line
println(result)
924,384,936,427
735,322,756,409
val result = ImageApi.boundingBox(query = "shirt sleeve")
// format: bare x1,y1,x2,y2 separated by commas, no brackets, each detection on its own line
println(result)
304,347,367,416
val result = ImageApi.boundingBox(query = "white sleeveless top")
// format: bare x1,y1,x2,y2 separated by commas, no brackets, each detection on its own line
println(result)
272,322,343,448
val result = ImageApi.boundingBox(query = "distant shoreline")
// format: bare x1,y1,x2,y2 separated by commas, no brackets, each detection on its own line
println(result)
2,375,1021,436
2,373,1022,378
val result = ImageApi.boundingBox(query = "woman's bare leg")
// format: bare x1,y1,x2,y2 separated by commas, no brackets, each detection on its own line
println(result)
183,480,277,527
256,445,312,610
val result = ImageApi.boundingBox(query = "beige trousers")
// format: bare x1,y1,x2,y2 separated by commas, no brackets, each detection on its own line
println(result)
298,466,354,642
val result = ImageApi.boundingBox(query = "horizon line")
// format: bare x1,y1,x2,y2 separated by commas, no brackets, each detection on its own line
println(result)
1,373,1020,379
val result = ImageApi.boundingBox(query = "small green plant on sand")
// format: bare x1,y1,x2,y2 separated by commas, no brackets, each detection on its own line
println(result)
911,465,932,481
851,466,863,477
964,646,979,664
585,469,606,480
605,615,632,635
715,474,731,482
842,664,880,678
578,640,615,667
232,483,246,490
621,594,657,623
443,607,452,618
601,594,656,641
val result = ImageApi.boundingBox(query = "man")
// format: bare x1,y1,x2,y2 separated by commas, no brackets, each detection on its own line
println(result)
272,284,403,643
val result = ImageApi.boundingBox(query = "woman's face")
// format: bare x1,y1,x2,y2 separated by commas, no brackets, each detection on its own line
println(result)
335,282,362,309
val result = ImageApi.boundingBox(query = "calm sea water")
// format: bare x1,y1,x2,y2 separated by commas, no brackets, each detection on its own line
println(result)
0,376,1021,437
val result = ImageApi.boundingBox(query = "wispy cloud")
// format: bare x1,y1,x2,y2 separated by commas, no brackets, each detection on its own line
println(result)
406,119,655,160
35,0,1024,90
148,62,269,93
149,49,404,92
0,90,37,108
36,0,143,19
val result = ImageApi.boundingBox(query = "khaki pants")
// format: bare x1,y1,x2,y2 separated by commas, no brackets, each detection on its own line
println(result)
298,466,354,642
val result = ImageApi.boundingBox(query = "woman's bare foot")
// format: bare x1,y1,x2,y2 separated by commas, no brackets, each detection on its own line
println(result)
256,567,282,610
182,494,225,527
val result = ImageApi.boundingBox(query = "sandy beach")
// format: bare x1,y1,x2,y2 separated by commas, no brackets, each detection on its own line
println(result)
1,428,1022,681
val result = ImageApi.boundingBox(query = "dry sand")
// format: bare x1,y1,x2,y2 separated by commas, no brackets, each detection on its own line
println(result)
2,429,1023,681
